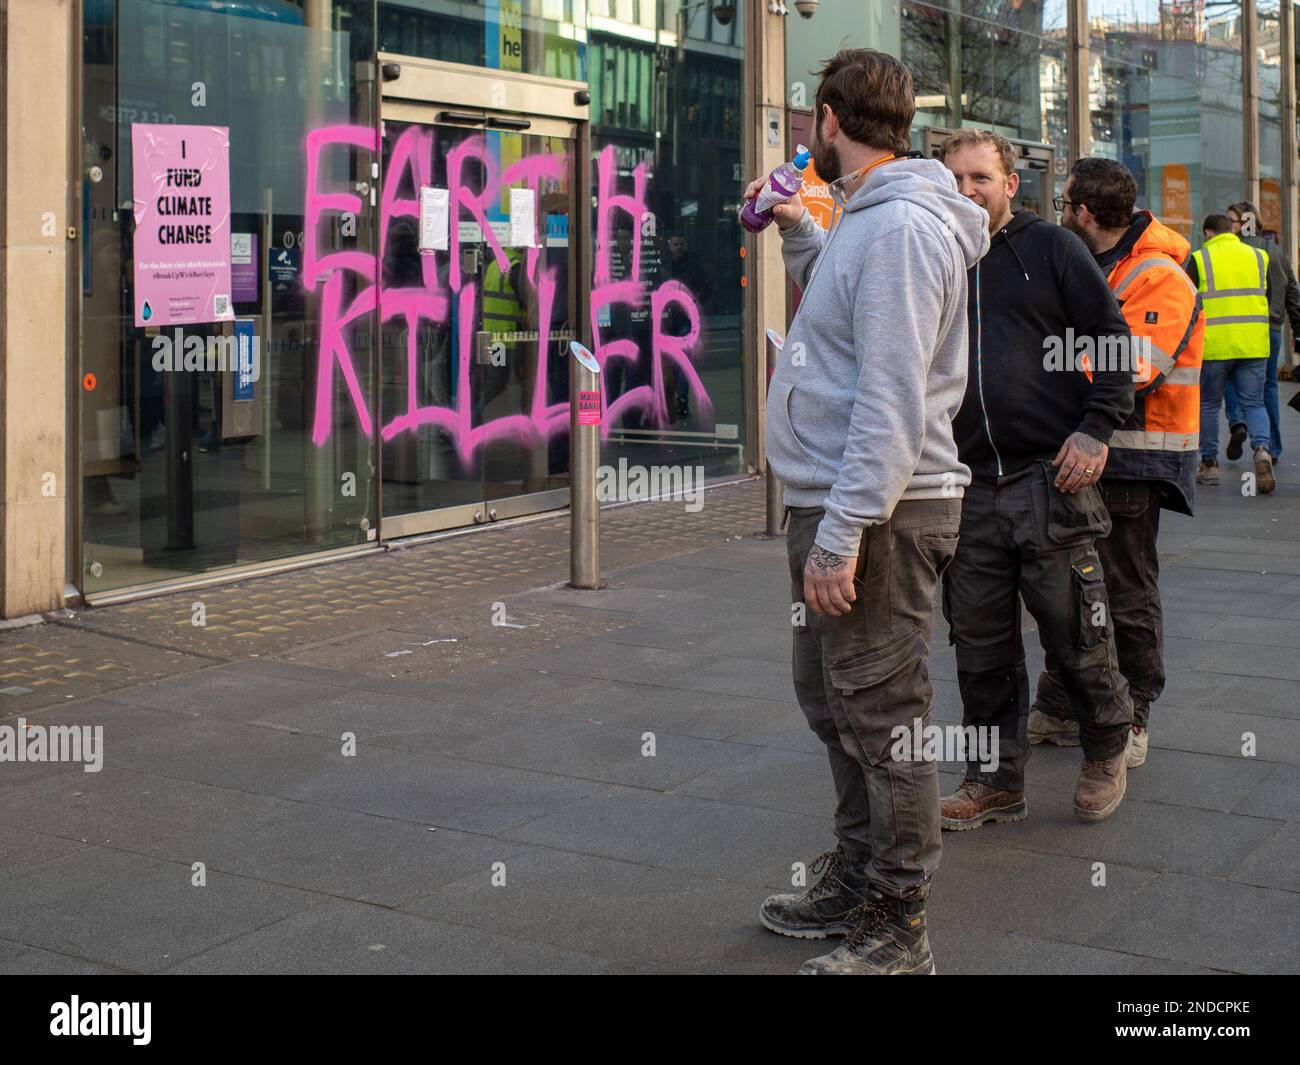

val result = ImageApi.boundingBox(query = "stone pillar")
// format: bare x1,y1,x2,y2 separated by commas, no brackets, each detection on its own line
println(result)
0,0,73,617
744,0,786,475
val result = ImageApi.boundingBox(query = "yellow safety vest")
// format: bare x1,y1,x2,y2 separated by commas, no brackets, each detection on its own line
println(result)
1192,232,1269,361
482,252,527,337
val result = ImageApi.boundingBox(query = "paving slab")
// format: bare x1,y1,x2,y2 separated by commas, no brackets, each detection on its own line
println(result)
506,639,793,703
1225,820,1300,893
1232,763,1300,820
930,841,1160,946
0,767,296,854
160,898,615,975
958,795,1283,880
1086,872,1300,974
0,846,323,972
0,938,128,975
1,472,1297,974
0,825,88,881
498,785,828,889
147,804,512,908
927,927,1222,976
402,845,815,974
442,718,754,790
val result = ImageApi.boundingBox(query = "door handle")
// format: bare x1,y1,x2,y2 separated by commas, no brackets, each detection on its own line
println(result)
487,116,531,131
437,110,486,125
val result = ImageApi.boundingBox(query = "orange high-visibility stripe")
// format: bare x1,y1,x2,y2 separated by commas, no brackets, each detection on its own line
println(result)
1106,240,1203,438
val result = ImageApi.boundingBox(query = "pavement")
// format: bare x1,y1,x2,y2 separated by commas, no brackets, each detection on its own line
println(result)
2,416,1300,974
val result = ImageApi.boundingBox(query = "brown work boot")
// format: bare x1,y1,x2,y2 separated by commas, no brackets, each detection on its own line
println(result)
1126,724,1149,768
940,780,1027,831
1073,740,1129,822
1196,459,1219,486
1254,447,1276,495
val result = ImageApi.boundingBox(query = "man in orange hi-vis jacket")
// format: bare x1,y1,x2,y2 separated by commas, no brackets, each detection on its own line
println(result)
1031,157,1203,772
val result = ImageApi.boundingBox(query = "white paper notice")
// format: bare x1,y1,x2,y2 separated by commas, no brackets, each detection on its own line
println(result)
419,186,449,252
508,188,536,248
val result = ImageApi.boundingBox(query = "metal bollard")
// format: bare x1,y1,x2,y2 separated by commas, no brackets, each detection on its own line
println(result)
764,329,785,537
569,341,602,589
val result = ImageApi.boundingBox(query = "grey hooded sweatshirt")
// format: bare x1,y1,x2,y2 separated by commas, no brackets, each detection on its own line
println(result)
765,157,990,558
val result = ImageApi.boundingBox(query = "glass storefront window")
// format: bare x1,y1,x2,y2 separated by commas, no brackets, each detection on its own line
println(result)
586,1,747,481
375,114,579,525
81,0,749,599
1087,6,1156,205
785,0,901,102
81,0,376,594
1088,1,1244,242
58,0,1294,600
1259,0,1284,240
377,1,587,81
785,3,1070,218
903,1,1069,213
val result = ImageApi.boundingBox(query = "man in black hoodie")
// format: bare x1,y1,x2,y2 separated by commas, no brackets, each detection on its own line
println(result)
937,130,1136,826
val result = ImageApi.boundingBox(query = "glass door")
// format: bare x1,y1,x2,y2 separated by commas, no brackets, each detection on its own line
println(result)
378,104,578,537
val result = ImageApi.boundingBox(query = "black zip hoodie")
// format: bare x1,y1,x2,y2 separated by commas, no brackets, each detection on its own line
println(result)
954,208,1136,480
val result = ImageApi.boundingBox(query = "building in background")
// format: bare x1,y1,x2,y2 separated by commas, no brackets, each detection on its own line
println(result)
1,0,1297,615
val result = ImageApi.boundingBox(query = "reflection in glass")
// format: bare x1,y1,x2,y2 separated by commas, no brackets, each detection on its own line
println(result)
81,0,376,594
1086,0,1244,240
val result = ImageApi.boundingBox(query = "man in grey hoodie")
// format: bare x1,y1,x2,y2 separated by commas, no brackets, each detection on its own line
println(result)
750,48,989,976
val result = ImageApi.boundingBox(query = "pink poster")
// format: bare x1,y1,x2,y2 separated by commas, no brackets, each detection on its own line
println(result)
131,124,233,327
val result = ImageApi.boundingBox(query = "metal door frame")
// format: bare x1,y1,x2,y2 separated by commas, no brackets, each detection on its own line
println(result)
375,56,591,541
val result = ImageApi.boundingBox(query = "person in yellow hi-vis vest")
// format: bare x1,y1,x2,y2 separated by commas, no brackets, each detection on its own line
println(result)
1186,213,1275,493
478,248,527,417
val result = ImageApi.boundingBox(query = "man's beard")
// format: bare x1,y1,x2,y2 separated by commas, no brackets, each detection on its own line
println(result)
1062,212,1094,252
812,120,841,183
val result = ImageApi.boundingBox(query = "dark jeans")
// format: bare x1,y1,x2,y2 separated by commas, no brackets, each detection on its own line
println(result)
1225,326,1283,458
1034,480,1165,729
942,462,1133,792
786,498,960,903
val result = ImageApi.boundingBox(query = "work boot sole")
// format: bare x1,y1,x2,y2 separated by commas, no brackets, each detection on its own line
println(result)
1227,425,1247,460
1074,777,1127,822
1255,453,1276,494
798,957,938,975
758,907,857,940
941,799,1028,831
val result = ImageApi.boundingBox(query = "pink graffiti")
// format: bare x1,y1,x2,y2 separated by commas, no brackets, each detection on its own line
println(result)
591,146,714,430
302,125,712,456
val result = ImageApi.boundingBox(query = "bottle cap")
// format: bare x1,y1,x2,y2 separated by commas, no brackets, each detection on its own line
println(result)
793,145,811,170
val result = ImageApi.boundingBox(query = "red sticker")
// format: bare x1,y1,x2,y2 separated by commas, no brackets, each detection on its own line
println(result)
577,390,601,426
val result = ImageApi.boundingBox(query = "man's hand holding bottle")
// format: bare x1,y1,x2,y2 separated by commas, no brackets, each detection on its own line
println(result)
742,176,805,231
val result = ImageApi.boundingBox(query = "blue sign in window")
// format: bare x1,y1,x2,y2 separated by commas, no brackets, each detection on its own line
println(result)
233,319,256,401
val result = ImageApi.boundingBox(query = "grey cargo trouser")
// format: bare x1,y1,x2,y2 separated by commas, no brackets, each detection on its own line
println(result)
786,498,960,903
1034,479,1165,729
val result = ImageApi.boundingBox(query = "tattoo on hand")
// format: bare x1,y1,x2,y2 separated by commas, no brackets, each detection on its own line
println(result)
1073,432,1104,457
808,545,848,577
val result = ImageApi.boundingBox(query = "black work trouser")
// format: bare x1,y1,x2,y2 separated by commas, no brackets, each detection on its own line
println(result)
942,462,1133,792
1034,479,1165,729
786,498,960,903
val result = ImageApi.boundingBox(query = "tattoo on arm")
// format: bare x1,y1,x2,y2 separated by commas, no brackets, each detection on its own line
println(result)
1072,432,1104,457
808,545,848,577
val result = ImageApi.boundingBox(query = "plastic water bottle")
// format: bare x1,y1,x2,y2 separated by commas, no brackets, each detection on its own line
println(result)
739,146,812,233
